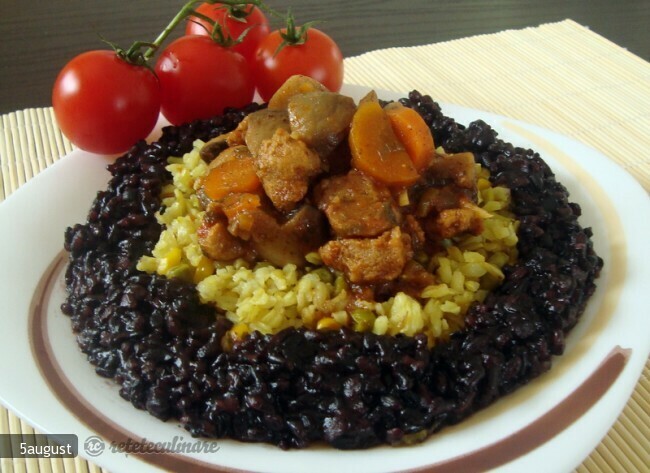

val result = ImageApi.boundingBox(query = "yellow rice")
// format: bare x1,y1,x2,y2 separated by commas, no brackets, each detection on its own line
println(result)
137,140,519,346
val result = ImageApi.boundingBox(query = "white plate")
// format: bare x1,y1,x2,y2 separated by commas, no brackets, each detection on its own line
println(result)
0,85,648,473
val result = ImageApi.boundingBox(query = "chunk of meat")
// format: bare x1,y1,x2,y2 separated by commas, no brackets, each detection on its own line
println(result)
375,260,436,300
415,185,474,217
267,74,328,110
239,205,327,267
288,91,356,157
197,216,249,261
397,260,436,295
244,109,291,157
319,227,413,284
315,170,400,238
227,116,249,146
200,198,326,267
429,152,477,189
425,208,484,239
260,205,327,266
256,128,322,212
401,215,426,252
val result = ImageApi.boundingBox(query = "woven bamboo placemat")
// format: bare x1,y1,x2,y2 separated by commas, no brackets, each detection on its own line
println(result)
0,19,648,473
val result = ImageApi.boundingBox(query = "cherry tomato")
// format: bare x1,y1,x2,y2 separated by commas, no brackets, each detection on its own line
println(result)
154,35,255,126
185,2,270,62
254,28,344,102
52,50,160,155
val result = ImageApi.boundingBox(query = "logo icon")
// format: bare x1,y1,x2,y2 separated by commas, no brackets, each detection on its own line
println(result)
83,436,105,457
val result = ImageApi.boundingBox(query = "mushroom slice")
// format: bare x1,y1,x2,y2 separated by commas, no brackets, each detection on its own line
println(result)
288,91,356,157
267,74,328,110
244,109,291,157
199,133,230,162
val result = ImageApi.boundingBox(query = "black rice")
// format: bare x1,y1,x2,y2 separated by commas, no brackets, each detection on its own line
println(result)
62,92,603,449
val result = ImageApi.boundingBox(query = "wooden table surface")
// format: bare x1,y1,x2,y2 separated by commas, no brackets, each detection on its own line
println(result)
0,0,649,115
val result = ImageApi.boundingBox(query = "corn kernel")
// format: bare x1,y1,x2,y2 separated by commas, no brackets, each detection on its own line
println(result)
230,323,250,340
193,256,214,283
398,189,410,206
477,177,491,191
316,317,341,331
158,247,183,274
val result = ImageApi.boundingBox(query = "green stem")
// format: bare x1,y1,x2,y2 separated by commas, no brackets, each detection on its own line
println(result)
141,0,203,61
276,9,319,54
120,0,284,65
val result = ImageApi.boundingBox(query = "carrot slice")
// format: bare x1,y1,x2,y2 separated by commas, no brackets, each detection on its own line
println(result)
221,193,262,220
349,101,420,187
202,156,262,200
385,102,435,171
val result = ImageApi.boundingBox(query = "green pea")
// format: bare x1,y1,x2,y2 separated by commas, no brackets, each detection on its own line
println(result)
312,267,334,284
351,309,375,332
334,275,347,294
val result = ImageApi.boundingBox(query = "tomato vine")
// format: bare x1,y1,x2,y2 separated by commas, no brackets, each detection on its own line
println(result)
52,1,344,153
119,1,277,65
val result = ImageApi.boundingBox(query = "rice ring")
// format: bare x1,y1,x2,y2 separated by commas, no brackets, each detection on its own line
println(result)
62,91,602,449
